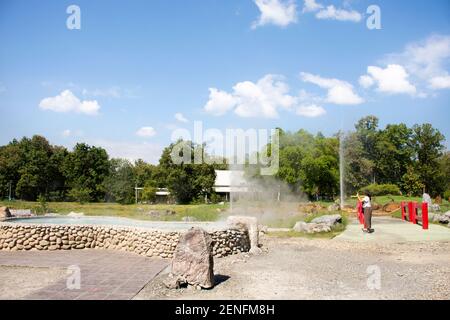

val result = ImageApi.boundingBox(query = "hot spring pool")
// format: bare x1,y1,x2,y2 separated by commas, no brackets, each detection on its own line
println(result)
7,216,228,232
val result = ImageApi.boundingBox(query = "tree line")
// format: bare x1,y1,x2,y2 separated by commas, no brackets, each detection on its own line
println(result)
0,116,448,204
271,116,448,199
0,138,224,204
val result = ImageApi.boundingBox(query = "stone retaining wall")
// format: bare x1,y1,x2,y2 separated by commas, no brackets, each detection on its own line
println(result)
0,223,250,259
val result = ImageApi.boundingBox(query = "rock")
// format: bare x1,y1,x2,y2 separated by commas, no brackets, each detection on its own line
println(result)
293,221,332,233
422,193,432,206
430,204,440,212
311,214,342,226
433,214,449,224
165,227,214,289
227,216,261,255
39,240,49,246
0,207,13,220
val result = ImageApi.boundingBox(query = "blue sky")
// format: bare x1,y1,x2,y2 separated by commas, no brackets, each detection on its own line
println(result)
0,0,449,163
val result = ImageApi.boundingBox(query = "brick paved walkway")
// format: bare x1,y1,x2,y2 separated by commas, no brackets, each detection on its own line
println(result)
0,249,169,300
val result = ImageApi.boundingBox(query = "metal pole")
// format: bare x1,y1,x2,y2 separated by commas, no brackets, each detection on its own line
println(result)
9,180,12,201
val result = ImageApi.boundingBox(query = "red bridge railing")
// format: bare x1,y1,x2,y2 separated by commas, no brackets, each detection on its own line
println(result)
401,201,428,230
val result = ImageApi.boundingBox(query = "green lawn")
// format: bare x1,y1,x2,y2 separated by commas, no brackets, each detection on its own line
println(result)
2,195,446,228
0,200,227,222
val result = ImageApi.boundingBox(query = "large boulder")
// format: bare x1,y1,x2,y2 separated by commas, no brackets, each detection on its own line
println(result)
311,214,342,226
227,215,261,255
0,207,12,220
165,227,214,289
293,221,331,233
422,193,432,206
433,213,450,224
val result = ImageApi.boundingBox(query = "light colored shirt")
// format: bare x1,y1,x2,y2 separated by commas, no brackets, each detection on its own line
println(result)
362,196,371,208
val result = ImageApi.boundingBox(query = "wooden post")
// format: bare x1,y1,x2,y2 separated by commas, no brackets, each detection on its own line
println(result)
422,202,429,230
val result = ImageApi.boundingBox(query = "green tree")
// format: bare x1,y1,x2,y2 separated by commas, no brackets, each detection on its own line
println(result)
374,124,413,185
0,140,24,199
401,166,425,197
68,187,92,204
411,124,446,196
158,140,216,204
103,158,135,204
355,116,379,183
343,132,374,195
63,143,109,202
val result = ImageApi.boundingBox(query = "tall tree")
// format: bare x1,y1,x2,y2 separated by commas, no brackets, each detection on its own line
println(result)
355,115,379,183
374,123,413,185
158,140,216,204
411,124,445,196
103,158,135,204
63,143,109,201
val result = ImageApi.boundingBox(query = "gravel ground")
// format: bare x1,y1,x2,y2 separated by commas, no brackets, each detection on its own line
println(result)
135,236,450,300
0,266,66,299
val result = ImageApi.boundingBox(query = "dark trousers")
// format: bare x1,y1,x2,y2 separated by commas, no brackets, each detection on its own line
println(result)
364,207,372,229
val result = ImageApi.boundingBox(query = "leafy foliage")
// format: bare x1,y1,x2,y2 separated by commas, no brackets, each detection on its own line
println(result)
359,184,401,196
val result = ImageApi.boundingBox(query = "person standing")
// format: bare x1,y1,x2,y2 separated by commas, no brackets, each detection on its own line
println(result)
357,192,374,233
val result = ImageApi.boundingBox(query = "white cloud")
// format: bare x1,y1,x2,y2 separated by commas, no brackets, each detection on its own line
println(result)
383,34,450,91
252,0,297,28
136,126,156,137
315,5,362,22
302,0,323,13
300,72,364,105
174,112,189,123
39,90,100,115
204,88,236,116
429,75,450,89
233,75,296,118
296,104,326,117
359,75,375,89
362,64,416,95
204,75,297,118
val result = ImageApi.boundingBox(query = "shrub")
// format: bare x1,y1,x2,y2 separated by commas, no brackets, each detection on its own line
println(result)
444,190,450,202
36,194,48,214
68,188,92,204
359,184,401,196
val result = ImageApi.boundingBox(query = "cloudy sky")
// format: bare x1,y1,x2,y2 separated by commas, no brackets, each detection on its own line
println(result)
0,0,449,163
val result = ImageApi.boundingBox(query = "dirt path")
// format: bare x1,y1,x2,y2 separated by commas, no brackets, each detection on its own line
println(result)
135,236,450,300
0,266,66,299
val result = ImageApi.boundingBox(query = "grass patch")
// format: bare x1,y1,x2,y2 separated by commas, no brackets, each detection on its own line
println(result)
267,228,344,239
0,200,228,222
267,210,348,239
